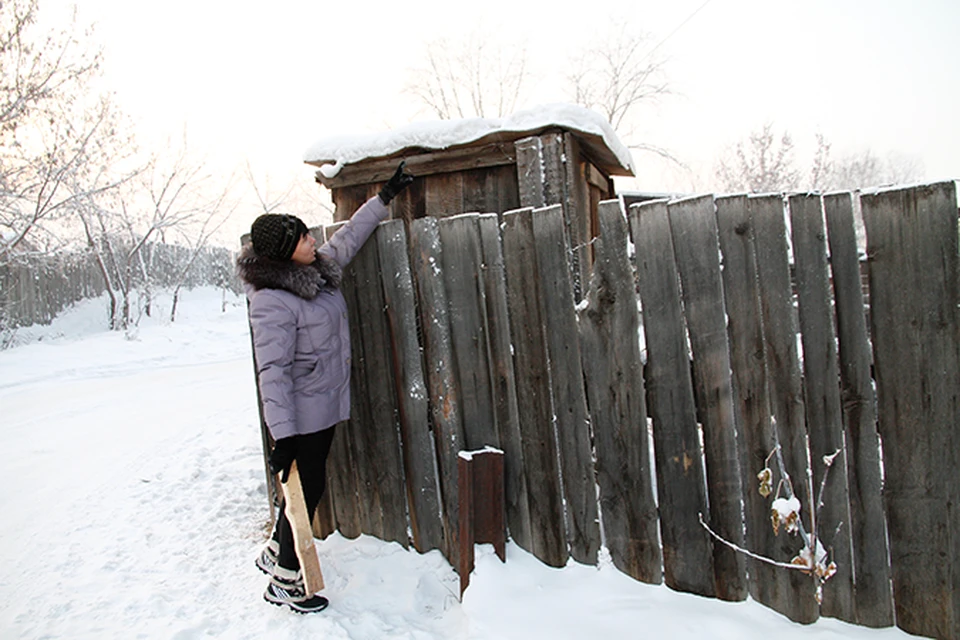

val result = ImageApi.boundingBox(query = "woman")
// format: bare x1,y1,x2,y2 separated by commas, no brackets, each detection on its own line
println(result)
237,162,413,613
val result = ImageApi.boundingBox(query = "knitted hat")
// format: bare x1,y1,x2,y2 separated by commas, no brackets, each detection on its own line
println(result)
250,214,308,261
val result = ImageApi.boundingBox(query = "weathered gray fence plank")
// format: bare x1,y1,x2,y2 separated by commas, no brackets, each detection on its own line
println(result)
532,204,601,565
409,216,465,562
667,195,747,601
477,213,532,551
502,206,568,568
540,133,587,300
579,199,662,584
715,194,797,619
326,420,361,538
822,192,893,628
377,220,443,553
749,194,818,623
340,234,382,538
348,224,409,547
630,199,716,597
789,193,856,622
861,182,960,640
515,137,545,209
438,214,500,450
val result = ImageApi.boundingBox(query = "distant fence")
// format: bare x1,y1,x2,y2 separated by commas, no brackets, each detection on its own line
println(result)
296,182,957,639
0,243,239,333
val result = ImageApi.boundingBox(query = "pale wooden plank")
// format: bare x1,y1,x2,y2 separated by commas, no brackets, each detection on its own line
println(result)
281,462,325,595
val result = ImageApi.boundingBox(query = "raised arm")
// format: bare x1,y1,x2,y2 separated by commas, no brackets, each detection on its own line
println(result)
319,161,414,268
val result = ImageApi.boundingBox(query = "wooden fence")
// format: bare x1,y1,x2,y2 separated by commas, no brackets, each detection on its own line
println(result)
0,243,239,335
303,181,958,639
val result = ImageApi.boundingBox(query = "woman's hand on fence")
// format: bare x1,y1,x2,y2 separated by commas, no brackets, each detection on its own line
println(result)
269,437,297,483
378,161,415,205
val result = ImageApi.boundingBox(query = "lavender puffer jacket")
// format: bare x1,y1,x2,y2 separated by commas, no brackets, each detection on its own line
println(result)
238,196,389,440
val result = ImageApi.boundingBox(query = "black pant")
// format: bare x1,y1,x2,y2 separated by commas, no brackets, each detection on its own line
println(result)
272,426,336,572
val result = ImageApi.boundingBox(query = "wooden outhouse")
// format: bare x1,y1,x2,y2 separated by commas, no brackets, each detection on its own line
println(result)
304,105,635,290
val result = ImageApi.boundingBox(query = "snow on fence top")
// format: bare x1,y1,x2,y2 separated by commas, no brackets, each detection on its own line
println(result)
303,103,635,179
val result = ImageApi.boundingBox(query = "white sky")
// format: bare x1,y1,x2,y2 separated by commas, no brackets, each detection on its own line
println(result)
46,0,960,240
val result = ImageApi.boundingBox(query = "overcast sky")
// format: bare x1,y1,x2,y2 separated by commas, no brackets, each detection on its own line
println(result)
47,0,960,237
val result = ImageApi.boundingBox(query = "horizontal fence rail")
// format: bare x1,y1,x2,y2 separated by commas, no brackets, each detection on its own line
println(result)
299,182,957,638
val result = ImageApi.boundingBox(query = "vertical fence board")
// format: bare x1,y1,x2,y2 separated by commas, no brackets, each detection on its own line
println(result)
515,137,545,209
349,225,409,547
749,194,819,622
477,214,532,551
823,192,893,627
438,214,500,450
327,421,361,538
502,206,568,567
532,204,601,565
377,220,443,553
631,200,716,597
861,182,960,639
580,200,662,584
410,217,465,562
789,194,856,621
668,195,747,601
716,194,796,617
340,236,382,537
541,133,586,300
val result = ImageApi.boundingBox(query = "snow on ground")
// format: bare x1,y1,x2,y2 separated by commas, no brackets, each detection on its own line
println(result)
0,288,925,639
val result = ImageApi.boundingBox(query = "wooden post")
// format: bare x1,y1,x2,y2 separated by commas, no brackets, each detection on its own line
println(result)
281,461,325,595
458,448,506,597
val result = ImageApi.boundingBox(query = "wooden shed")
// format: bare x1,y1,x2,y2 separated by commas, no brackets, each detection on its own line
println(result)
304,104,635,294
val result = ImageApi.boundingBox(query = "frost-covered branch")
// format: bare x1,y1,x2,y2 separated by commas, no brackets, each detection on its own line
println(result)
714,440,842,604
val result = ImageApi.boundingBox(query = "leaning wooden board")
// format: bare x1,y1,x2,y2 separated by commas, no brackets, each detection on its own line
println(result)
281,461,324,595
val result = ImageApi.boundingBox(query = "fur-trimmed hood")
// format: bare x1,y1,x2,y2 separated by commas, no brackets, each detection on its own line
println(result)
237,244,342,300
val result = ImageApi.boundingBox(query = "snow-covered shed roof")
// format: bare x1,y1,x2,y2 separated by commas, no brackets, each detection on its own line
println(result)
303,103,635,181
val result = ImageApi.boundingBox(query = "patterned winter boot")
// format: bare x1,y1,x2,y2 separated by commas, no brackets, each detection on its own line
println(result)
263,565,329,614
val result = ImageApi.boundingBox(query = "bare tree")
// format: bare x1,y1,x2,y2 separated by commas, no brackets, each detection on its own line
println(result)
715,123,802,193
404,30,530,119
811,134,923,191
72,139,228,330
567,22,670,137
720,125,925,194
245,160,334,225
168,186,236,322
0,0,133,263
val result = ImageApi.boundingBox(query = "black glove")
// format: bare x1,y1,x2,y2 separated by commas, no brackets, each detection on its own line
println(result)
378,161,415,205
269,437,297,483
